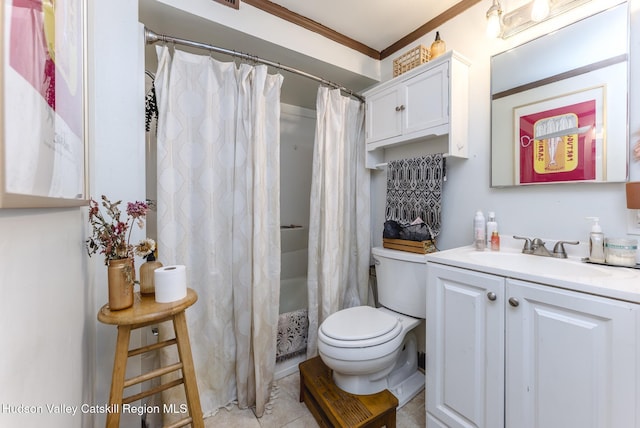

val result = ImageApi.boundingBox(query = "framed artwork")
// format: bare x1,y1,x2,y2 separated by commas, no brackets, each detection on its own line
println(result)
515,86,604,184
0,0,88,208
491,58,627,186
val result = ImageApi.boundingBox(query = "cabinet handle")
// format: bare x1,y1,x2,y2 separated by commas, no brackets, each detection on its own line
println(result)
508,297,520,307
395,105,406,112
487,292,497,301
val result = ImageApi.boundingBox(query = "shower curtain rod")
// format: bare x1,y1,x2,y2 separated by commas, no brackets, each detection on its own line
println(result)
144,27,365,103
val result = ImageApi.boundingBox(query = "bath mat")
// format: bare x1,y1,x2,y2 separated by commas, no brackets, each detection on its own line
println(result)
276,309,309,362
385,154,444,238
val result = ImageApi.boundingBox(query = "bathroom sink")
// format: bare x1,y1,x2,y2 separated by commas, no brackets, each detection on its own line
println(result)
467,250,633,280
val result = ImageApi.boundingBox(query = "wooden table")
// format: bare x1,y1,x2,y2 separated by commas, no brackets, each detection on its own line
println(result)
299,356,398,428
98,288,203,428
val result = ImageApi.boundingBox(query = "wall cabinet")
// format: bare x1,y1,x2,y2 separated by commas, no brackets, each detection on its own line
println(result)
363,51,470,169
426,263,640,428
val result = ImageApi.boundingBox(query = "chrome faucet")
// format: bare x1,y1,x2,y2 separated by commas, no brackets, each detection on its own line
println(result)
531,238,552,257
514,236,579,258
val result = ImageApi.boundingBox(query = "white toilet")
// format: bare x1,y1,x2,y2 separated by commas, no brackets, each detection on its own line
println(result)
317,246,427,408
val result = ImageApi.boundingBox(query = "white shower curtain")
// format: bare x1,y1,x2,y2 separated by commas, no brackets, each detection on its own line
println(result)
306,87,370,358
154,45,282,419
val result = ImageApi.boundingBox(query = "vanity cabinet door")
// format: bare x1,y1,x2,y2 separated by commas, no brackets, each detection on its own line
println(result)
506,279,640,428
427,263,505,428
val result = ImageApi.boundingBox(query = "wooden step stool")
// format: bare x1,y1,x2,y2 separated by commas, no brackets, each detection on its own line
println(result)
299,356,398,428
98,289,203,428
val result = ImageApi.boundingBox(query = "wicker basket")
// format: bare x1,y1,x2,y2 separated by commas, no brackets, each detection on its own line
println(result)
393,45,430,77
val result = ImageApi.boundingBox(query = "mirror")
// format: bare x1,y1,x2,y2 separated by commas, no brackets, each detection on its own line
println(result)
490,3,629,187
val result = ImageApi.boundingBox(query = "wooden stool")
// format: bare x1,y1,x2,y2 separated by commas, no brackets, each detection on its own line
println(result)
98,288,203,428
299,356,398,428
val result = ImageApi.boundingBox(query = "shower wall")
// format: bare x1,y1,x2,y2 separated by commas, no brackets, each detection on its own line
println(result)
276,104,315,379
280,104,316,229
279,104,316,313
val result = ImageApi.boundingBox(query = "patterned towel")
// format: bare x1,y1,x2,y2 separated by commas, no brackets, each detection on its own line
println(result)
385,154,445,238
276,309,309,362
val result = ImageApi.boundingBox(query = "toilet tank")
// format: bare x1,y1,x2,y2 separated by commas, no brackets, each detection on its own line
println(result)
372,246,427,318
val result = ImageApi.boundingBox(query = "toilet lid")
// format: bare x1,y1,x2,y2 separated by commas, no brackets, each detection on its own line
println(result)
320,306,401,345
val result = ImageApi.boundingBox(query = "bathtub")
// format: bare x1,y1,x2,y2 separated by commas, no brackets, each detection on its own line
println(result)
279,276,307,314
279,226,308,314
276,227,309,379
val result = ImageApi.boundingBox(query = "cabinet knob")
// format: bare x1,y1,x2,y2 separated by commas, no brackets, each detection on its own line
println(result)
395,105,406,112
508,297,520,307
487,292,497,301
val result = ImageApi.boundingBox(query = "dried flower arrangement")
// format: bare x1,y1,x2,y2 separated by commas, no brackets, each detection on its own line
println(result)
85,195,155,265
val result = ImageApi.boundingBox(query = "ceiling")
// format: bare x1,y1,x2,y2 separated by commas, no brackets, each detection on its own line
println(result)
255,0,463,52
139,0,470,109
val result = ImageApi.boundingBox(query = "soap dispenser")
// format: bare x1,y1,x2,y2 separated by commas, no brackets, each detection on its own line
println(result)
139,252,163,294
587,217,605,263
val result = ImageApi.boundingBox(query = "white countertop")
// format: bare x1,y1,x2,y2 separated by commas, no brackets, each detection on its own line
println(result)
425,236,640,304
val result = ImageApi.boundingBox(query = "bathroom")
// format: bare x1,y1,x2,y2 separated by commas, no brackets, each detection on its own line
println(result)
1,0,639,427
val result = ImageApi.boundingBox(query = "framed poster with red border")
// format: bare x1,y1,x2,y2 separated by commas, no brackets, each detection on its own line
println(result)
515,86,603,184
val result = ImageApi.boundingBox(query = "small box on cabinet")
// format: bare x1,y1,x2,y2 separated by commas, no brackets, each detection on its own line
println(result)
393,45,430,77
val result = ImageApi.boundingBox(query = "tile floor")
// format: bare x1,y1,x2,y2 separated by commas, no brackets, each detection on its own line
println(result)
204,370,426,427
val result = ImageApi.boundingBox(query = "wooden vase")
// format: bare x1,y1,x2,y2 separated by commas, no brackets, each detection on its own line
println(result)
139,259,163,295
107,258,134,310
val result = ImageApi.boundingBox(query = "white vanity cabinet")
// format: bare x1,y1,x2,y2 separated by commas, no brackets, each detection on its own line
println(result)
363,51,470,168
427,262,640,428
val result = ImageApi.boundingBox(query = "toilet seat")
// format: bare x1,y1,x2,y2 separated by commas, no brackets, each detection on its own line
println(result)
319,306,402,348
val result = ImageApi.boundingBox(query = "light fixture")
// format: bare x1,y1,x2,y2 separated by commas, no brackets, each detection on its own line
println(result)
531,0,551,21
486,0,503,38
501,0,593,39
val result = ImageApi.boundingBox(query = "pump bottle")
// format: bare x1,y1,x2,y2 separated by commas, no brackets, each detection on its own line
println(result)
474,210,486,251
486,212,498,245
587,217,605,263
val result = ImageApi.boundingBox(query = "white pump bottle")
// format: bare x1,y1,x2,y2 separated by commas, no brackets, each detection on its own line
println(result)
586,217,605,263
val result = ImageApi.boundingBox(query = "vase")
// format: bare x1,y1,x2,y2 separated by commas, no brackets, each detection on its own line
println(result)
139,253,163,295
107,258,135,310
430,31,446,59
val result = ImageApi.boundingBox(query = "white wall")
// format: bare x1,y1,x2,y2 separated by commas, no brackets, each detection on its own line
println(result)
280,104,315,228
0,209,91,427
372,0,640,253
280,104,315,284
89,1,146,427
149,0,380,81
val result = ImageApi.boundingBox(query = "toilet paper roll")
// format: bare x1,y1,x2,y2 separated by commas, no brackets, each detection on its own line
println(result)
154,265,187,303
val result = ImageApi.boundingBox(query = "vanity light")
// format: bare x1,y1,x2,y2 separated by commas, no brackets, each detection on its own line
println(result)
501,0,593,39
486,0,503,38
531,0,550,21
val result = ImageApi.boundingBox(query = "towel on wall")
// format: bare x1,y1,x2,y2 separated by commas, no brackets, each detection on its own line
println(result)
385,154,445,238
